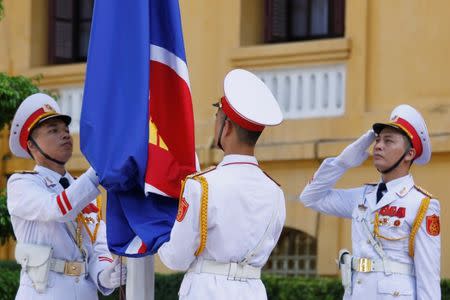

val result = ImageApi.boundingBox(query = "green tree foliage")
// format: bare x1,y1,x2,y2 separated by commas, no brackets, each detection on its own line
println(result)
0,190,14,245
0,0,4,21
0,73,44,131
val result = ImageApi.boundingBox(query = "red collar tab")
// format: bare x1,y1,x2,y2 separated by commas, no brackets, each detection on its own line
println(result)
392,117,423,158
221,96,265,132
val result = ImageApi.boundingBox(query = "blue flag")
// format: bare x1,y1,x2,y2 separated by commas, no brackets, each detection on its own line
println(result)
81,0,196,257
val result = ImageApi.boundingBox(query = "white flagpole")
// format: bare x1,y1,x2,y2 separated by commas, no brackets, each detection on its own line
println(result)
126,255,155,300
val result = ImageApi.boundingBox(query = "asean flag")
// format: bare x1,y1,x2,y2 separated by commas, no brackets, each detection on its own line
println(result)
81,0,196,256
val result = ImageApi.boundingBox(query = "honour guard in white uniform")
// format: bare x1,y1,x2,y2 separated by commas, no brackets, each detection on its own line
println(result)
158,69,286,299
7,93,126,299
300,105,440,299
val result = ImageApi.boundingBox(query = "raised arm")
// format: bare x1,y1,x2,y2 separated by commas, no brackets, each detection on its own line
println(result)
7,168,100,222
299,130,375,218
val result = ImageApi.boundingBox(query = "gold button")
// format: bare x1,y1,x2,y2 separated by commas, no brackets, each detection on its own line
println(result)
393,291,400,297
72,266,77,270
357,279,362,284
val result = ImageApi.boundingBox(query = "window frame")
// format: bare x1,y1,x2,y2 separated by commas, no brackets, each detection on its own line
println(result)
264,0,345,44
48,0,94,65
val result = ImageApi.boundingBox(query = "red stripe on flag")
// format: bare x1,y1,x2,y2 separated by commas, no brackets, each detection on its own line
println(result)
56,195,67,215
137,242,147,254
61,191,72,211
146,61,196,198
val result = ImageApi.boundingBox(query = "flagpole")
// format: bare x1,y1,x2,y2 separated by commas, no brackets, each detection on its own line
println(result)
126,256,155,300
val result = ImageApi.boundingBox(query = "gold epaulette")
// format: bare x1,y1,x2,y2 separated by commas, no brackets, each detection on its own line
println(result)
193,176,209,256
414,185,433,198
178,167,215,257
409,197,431,257
14,170,38,174
185,166,216,180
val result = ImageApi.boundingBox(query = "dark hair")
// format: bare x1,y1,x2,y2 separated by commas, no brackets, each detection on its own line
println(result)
230,120,262,146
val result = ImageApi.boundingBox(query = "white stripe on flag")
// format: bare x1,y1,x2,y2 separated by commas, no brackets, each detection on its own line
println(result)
125,235,144,255
149,44,191,89
145,183,170,197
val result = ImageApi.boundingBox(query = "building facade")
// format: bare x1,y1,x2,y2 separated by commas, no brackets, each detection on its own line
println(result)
0,0,448,278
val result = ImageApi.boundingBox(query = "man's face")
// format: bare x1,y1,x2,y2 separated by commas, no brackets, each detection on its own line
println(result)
372,127,410,171
29,118,73,163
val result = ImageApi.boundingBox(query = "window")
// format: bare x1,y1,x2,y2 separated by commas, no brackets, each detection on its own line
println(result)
265,0,345,43
264,227,317,277
48,0,94,64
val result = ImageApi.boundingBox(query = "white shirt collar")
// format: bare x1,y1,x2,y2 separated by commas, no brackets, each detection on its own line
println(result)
218,154,258,167
382,174,414,197
34,165,73,183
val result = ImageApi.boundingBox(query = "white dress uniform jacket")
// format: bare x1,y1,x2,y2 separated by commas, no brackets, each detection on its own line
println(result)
7,165,115,299
158,155,286,300
300,158,440,300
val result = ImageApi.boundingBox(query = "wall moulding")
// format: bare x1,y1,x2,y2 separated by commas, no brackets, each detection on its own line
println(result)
230,38,351,68
19,63,86,88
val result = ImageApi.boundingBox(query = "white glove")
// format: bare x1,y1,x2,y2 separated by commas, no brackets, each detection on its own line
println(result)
335,130,376,169
98,257,127,289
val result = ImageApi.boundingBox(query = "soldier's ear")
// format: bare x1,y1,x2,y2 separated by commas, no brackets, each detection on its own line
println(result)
27,139,35,151
223,118,233,137
405,147,416,164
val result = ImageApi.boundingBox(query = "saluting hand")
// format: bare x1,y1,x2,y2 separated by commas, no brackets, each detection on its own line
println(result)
335,130,376,169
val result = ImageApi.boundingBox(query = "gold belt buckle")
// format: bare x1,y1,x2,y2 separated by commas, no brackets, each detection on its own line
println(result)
64,262,82,276
357,258,372,272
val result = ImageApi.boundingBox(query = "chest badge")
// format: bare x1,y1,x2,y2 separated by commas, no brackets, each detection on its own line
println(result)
379,205,406,218
426,214,440,236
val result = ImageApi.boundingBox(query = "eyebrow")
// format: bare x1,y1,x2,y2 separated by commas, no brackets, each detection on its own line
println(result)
379,133,397,138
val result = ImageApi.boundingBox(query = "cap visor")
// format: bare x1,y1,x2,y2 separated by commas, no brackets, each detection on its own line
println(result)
38,114,72,126
373,122,408,136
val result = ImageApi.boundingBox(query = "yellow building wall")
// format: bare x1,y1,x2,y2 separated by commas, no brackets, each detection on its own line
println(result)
0,0,449,277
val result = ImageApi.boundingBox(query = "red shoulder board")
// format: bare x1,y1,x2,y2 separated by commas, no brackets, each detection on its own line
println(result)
426,214,440,236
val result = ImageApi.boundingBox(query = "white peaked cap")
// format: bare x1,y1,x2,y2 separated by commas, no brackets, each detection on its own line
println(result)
373,104,431,165
9,93,71,159
220,69,283,132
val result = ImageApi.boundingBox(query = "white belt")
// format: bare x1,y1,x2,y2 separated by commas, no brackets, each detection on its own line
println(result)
49,258,86,276
351,257,415,276
188,259,261,281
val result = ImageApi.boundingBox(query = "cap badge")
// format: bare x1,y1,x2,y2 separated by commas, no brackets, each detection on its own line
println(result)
43,104,56,113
